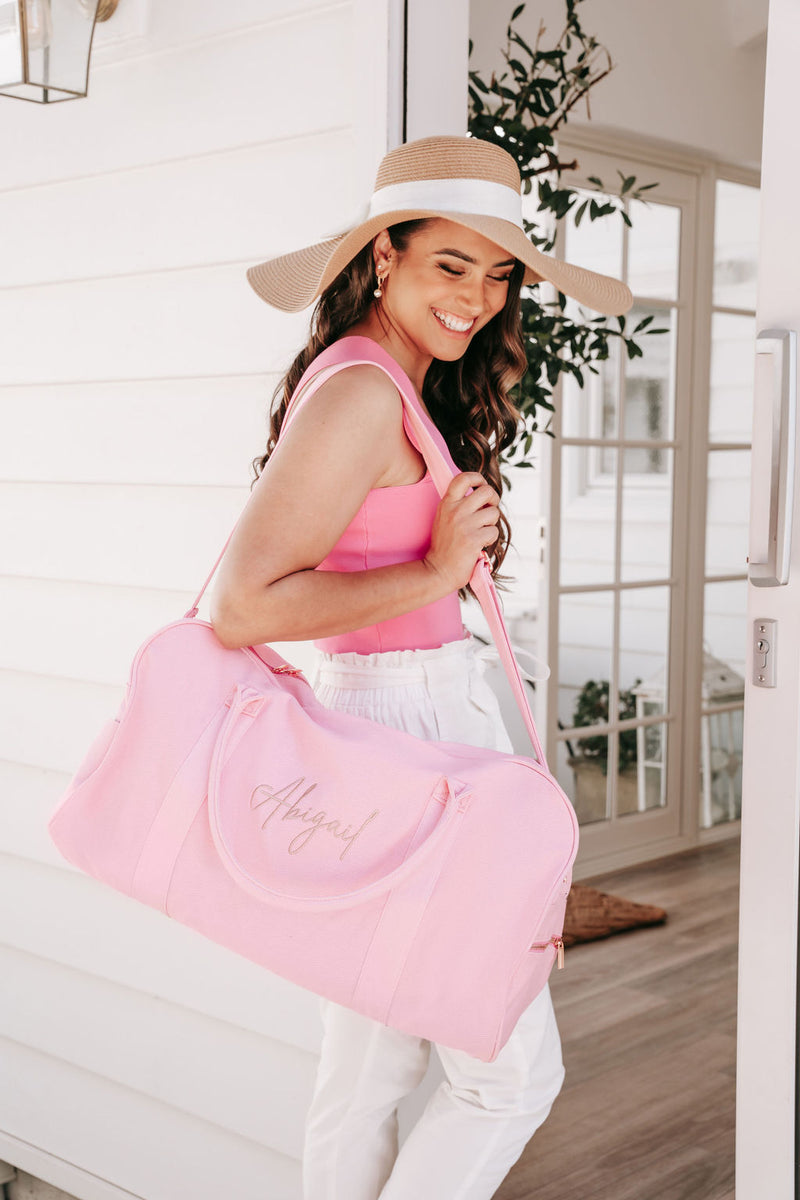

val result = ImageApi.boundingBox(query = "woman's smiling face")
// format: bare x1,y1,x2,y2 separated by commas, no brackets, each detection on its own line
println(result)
373,218,517,362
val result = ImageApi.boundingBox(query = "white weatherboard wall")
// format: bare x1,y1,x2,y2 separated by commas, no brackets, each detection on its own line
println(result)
0,4,395,1198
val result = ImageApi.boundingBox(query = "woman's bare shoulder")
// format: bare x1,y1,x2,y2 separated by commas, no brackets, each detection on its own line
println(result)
266,363,406,494
285,362,403,440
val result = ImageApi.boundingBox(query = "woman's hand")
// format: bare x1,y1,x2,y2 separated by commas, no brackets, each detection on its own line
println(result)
423,472,500,592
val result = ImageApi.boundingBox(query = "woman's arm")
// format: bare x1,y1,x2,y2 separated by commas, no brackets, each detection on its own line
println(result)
209,365,449,648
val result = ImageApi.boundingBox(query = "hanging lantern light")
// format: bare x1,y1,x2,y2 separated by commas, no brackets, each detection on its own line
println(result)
0,0,118,104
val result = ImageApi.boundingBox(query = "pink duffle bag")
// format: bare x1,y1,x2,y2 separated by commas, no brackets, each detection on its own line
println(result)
47,337,579,1063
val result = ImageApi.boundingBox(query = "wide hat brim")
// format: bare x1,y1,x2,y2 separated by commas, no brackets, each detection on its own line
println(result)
246,208,634,318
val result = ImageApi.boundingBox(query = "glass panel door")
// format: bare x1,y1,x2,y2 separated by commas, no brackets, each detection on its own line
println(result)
543,143,697,868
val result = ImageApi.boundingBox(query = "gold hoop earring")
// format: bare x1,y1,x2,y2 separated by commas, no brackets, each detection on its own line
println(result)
373,268,387,299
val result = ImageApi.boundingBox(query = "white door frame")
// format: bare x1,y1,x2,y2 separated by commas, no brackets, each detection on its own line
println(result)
405,0,469,139
737,0,800,1192
392,0,470,144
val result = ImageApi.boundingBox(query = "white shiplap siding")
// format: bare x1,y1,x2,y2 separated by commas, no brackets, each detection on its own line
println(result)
0,2,393,1196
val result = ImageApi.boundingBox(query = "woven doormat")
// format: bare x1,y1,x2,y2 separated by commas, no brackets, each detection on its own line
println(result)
562,884,667,947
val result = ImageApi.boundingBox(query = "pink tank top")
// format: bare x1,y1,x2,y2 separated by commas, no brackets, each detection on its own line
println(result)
279,337,464,655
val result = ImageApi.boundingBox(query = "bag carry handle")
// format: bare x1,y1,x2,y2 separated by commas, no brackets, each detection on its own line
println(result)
207,686,470,912
186,336,547,766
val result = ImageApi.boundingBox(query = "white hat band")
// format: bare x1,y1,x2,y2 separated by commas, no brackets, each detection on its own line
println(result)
367,177,524,229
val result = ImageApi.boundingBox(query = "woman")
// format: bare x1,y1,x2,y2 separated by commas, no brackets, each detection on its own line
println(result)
210,135,632,1200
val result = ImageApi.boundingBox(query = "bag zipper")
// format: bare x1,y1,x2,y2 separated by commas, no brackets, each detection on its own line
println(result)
529,935,565,969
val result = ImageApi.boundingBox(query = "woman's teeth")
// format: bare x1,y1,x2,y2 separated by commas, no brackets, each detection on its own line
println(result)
432,309,474,333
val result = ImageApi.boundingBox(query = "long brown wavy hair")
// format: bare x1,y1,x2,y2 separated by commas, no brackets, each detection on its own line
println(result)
250,219,528,592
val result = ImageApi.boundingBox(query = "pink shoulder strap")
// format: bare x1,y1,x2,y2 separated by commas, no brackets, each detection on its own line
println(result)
184,336,547,765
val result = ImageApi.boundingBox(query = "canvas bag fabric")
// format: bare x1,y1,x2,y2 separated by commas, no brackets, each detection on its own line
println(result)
47,338,579,1063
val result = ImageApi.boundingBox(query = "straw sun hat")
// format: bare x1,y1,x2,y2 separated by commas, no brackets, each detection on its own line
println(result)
246,134,633,318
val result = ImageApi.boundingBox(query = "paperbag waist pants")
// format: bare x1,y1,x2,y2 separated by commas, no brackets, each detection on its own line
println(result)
301,628,565,1200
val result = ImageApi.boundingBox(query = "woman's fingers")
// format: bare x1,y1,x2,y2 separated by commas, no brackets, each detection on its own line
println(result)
423,472,502,591
444,471,495,499
444,473,499,513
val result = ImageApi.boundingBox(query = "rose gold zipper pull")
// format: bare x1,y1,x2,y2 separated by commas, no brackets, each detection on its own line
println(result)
555,937,565,969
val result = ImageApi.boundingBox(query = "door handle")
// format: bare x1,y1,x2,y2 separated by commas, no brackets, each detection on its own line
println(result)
748,328,796,587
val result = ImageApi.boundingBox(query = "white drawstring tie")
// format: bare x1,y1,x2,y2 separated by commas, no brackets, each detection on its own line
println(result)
470,637,551,683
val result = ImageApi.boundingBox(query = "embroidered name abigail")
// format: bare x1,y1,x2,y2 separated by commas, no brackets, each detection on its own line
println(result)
250,777,379,859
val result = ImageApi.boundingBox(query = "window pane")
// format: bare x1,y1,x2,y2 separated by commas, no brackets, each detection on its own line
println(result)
621,587,671,720
700,705,743,828
623,303,676,444
703,580,747,685
627,199,681,301
556,739,578,809
561,339,620,441
619,587,671,817
713,179,760,310
621,450,674,582
705,449,751,576
558,591,614,730
558,735,610,826
562,185,624,280
560,445,616,586
618,723,669,816
709,312,756,444
701,579,746,828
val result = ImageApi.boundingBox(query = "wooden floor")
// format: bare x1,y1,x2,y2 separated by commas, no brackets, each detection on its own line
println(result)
496,838,739,1200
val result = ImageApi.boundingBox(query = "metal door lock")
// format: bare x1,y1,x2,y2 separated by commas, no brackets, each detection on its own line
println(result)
753,618,777,687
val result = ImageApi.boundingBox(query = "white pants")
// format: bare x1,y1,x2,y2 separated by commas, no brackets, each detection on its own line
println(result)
301,629,565,1200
